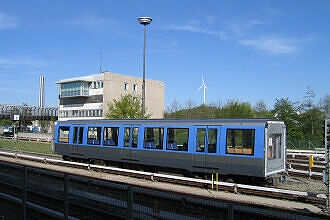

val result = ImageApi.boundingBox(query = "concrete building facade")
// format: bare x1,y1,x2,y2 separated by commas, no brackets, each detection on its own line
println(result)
56,72,164,121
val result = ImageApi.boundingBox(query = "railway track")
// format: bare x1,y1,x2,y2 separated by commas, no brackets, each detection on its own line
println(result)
0,149,326,206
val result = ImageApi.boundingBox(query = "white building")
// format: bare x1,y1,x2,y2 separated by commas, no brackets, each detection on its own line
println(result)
56,72,165,120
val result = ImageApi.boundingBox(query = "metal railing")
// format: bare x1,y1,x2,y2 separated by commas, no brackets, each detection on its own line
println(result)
288,140,325,150
0,160,328,220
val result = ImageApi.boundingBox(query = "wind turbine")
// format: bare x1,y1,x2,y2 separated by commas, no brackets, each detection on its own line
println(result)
198,75,208,105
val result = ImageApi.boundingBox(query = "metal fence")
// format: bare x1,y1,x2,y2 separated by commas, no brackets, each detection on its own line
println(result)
288,140,325,150
0,161,326,220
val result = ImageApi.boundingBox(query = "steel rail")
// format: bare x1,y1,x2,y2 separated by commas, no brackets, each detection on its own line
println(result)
0,150,326,205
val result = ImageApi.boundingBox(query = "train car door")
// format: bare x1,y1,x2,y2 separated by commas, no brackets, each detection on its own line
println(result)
71,126,84,154
193,126,220,170
122,126,140,162
266,122,286,175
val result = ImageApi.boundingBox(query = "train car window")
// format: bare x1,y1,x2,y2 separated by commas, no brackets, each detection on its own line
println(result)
166,128,189,151
72,127,78,144
144,127,164,149
268,134,281,159
78,127,84,144
58,126,70,143
208,129,217,153
132,128,139,148
87,127,102,145
226,129,255,155
124,127,130,147
103,127,118,146
196,129,206,152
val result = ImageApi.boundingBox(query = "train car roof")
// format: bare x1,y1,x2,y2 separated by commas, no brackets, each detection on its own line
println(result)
57,118,284,126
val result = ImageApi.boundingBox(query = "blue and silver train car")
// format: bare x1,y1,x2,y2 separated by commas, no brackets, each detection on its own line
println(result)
53,118,286,180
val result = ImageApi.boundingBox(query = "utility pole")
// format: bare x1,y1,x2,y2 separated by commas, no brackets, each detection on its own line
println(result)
324,118,329,210
138,17,152,119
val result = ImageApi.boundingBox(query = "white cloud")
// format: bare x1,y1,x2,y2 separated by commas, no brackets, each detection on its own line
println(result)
239,37,297,55
0,12,18,29
67,15,116,29
166,23,227,40
0,57,47,68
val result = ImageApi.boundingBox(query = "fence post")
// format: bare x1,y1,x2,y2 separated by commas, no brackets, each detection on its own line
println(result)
127,185,133,220
22,167,27,220
64,174,69,220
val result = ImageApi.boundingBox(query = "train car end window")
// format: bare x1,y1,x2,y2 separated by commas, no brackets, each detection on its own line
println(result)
58,126,70,143
268,134,281,159
104,127,119,146
144,127,164,150
87,127,102,145
166,128,189,151
226,129,255,155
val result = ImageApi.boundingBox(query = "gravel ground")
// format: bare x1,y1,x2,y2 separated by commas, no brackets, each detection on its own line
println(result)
276,176,327,194
0,155,327,216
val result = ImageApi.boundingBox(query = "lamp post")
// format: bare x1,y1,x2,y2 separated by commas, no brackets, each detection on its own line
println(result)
138,17,152,119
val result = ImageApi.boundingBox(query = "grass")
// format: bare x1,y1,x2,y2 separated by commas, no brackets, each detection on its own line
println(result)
0,139,53,155
0,138,317,155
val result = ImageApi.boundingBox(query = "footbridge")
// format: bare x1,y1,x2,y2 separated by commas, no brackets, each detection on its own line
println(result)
0,104,58,121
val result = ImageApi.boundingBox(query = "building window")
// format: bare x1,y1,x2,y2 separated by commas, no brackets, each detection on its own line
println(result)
124,83,129,91
60,81,89,97
144,127,164,149
101,81,104,88
226,129,255,155
133,84,138,92
166,128,189,151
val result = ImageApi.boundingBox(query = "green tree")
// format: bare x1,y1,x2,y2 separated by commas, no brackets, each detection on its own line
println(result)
272,98,303,140
318,94,330,116
299,108,324,141
254,100,272,118
105,94,151,119
218,100,254,118
0,119,12,126
164,99,183,118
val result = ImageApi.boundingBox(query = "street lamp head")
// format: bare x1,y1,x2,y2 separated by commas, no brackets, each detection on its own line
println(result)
138,17,152,25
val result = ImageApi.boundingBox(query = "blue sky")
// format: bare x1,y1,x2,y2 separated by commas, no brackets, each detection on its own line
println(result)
0,0,329,110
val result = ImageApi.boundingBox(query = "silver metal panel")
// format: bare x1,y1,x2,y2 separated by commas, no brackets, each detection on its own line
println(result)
266,122,286,176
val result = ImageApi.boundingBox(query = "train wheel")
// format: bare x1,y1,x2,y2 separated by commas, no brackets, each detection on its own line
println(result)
183,170,191,178
93,159,107,166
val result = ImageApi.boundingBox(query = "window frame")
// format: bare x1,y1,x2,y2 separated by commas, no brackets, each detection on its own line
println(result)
87,126,102,145
58,126,70,143
226,129,255,156
166,128,189,152
103,127,119,146
143,127,164,150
